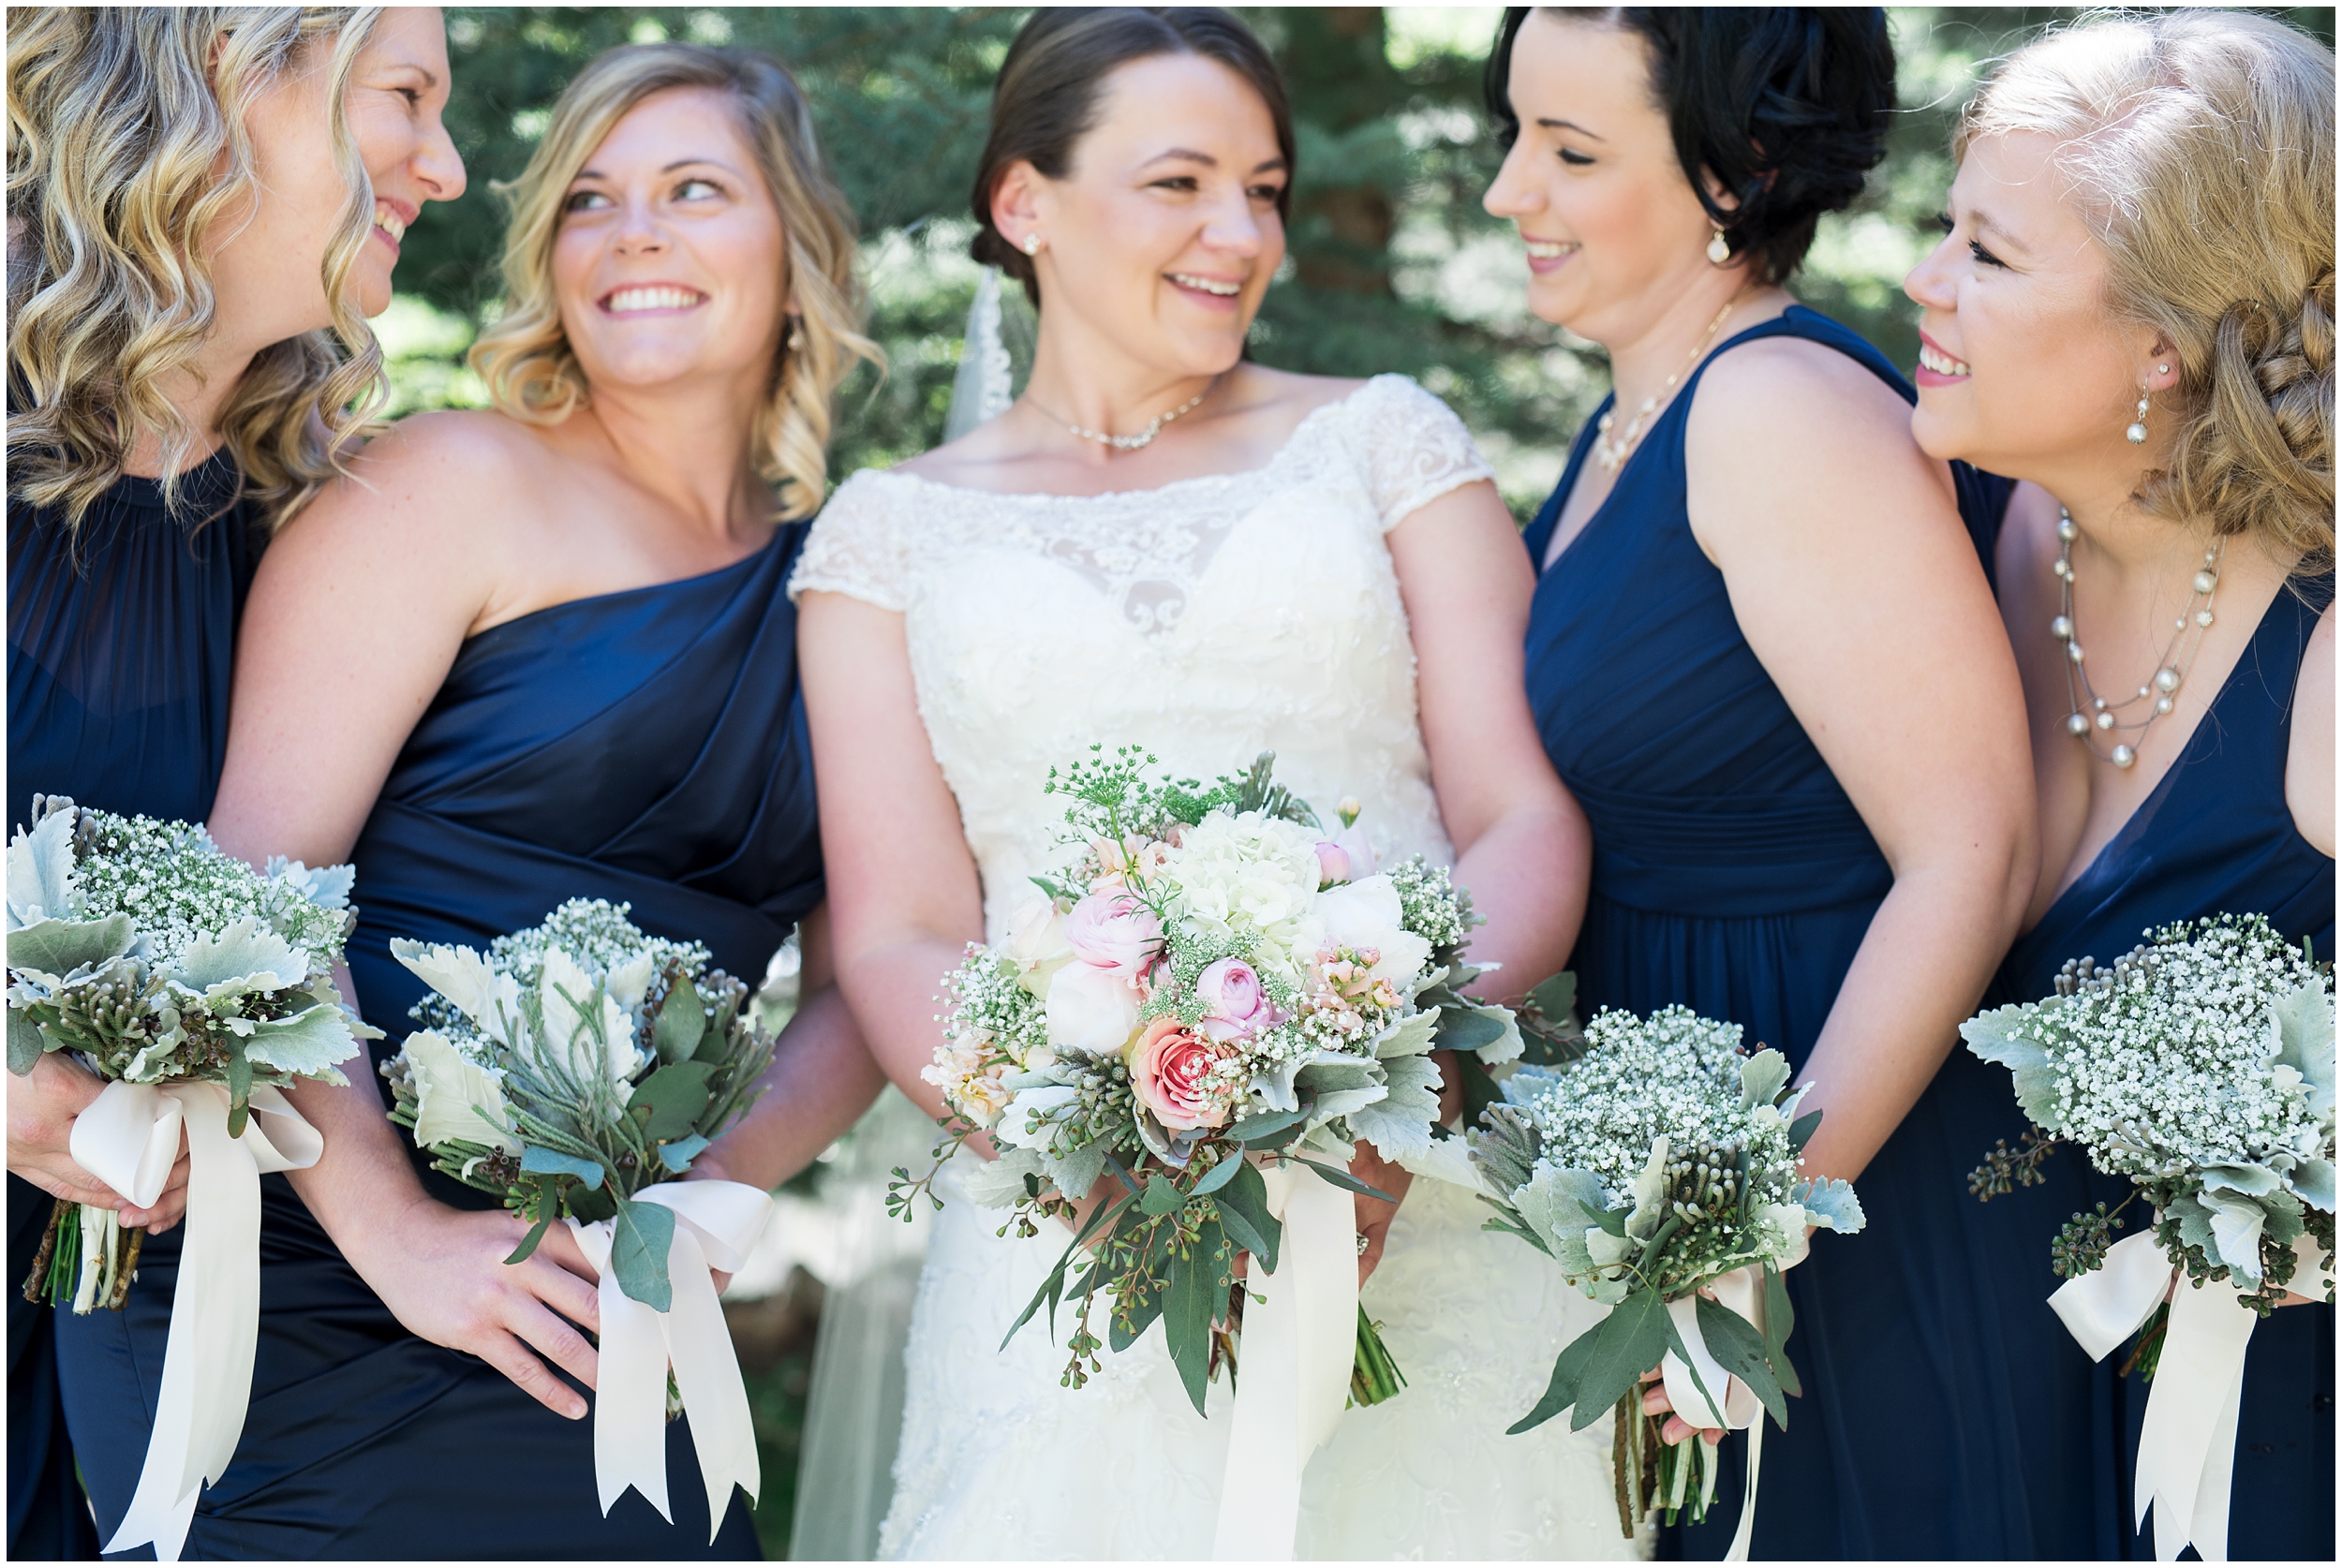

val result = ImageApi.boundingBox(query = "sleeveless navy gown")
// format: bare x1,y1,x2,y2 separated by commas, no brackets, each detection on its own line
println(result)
8,452,257,1562
1523,306,2112,1559
53,525,823,1559
1994,572,2335,1561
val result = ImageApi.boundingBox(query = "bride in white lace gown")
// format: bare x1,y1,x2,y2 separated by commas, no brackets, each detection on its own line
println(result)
789,11,1645,1561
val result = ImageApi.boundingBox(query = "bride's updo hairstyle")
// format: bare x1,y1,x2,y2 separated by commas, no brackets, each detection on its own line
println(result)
1959,12,2334,567
469,43,877,522
1485,7,1894,286
969,7,1294,305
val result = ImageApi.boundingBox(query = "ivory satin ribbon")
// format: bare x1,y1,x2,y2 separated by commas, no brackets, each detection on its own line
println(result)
2050,1225,2333,1561
569,1179,771,1541
67,1080,324,1562
1657,1263,1772,1562
1210,1158,1358,1561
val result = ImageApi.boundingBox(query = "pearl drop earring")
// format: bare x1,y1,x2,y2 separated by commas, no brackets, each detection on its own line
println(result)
1021,232,1042,258
1706,227,1731,266
2126,392,2151,445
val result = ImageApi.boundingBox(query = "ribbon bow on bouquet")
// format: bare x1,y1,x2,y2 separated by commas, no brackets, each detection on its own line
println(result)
72,1082,325,1561
569,1180,772,1536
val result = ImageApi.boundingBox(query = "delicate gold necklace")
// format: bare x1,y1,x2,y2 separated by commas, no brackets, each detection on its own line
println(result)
1024,376,1219,452
1592,296,1747,472
2051,506,2222,770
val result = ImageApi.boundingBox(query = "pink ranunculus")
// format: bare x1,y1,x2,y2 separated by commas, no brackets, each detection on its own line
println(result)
1194,956,1277,1043
1063,891,1162,980
1313,841,1352,888
1125,1016,1238,1132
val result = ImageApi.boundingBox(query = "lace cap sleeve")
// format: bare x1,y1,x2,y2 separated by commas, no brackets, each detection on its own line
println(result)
788,470,913,611
1348,375,1497,532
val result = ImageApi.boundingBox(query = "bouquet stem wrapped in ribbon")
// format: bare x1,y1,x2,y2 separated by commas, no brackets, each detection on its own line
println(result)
1471,1006,1863,1560
383,898,780,1538
1963,914,2335,1562
5,798,374,1561
892,749,1524,1561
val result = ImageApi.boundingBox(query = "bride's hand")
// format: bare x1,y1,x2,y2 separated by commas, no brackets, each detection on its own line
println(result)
1638,1366,1727,1447
1350,1142,1411,1284
343,1194,603,1419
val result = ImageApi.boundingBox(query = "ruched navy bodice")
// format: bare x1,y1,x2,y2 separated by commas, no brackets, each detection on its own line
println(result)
58,522,823,1561
1995,573,2335,1562
8,453,255,1562
346,525,823,1052
1523,306,2083,1559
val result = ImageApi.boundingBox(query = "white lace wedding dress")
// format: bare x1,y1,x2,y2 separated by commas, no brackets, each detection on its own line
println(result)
791,375,1645,1561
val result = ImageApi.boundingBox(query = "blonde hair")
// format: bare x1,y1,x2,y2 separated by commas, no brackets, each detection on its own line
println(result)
1958,11,2334,569
7,6,386,535
468,43,877,522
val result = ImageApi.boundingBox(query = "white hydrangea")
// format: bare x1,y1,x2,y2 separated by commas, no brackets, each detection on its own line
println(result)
1163,811,1324,983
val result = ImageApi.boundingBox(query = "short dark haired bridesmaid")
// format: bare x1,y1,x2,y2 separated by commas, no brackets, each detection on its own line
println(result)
7,7,464,1555
1908,11,2333,1558
1485,7,2045,1557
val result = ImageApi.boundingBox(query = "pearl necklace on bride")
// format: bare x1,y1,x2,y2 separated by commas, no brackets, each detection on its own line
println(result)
2051,505,2223,769
1024,375,1220,452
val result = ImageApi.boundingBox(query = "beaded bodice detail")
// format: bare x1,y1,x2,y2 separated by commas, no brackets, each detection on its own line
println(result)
792,375,1492,940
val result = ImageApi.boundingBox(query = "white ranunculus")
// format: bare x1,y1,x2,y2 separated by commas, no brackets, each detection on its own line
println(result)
1044,961,1142,1054
405,1029,521,1155
1003,894,1075,998
1307,874,1432,991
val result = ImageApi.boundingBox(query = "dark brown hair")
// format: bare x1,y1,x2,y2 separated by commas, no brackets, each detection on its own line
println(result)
970,7,1295,304
1486,7,1894,287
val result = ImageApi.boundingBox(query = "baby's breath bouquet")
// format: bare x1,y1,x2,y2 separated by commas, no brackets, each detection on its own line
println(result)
893,748,1520,1417
6,796,372,1310
1964,914,2335,1352
1472,1006,1862,1537
382,897,776,1309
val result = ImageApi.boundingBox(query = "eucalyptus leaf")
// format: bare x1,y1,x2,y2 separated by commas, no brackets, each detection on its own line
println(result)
1215,1159,1282,1273
628,1061,715,1141
1569,1287,1670,1432
611,1196,677,1310
653,979,705,1065
1230,1107,1305,1146
1163,1219,1223,1415
1191,1151,1244,1196
1695,1294,1786,1429
1431,1005,1508,1058
8,1009,48,1074
520,1146,606,1189
1508,1319,1601,1434
225,1042,254,1136
656,1132,710,1173
1140,1173,1184,1216
1526,971,1577,1022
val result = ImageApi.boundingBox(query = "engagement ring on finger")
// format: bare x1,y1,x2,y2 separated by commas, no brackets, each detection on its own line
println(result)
1355,1234,1370,1255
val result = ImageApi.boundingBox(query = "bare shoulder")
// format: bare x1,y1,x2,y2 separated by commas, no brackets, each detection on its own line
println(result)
1691,333,1914,451
1227,363,1367,421
2288,598,2335,855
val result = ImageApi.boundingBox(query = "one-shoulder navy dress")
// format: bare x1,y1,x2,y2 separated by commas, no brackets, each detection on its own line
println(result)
1523,306,2104,1559
9,452,257,1562
54,525,823,1560
1994,572,2335,1561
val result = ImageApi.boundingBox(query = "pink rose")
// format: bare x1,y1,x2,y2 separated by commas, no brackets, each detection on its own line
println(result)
1312,826,1377,888
1126,1016,1238,1131
1194,956,1277,1043
1063,892,1162,980
1313,841,1352,887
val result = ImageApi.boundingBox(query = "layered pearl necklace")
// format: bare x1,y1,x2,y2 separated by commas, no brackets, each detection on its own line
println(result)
1591,294,1746,472
1025,376,1218,452
2052,505,2223,769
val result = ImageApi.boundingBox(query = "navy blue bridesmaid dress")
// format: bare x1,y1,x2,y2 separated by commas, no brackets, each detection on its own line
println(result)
1994,571,2335,1561
1523,305,2107,1558
8,451,257,1562
52,525,823,1559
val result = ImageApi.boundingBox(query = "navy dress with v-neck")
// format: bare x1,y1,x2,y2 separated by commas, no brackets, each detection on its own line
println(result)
1522,305,2099,1559
1994,571,2335,1561
54,525,823,1560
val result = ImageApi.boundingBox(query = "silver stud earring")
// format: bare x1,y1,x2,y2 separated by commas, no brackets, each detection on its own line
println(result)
1021,232,1042,258
2126,392,2150,445
1706,227,1731,266
2157,363,2171,375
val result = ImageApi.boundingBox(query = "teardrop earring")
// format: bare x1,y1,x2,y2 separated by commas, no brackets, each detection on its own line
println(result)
2126,392,2150,445
1706,227,1731,266
787,316,807,353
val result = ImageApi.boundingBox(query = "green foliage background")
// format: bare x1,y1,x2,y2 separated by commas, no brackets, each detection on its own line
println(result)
383,6,2332,515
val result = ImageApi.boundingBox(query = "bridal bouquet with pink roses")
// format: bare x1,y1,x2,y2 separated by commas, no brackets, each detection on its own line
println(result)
889,748,1522,1414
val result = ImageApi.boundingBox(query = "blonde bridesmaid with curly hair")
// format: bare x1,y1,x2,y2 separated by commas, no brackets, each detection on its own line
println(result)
6,7,463,1556
184,41,886,1557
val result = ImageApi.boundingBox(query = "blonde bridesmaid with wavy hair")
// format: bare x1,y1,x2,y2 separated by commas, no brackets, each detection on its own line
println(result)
1906,10,2333,1558
6,7,464,1556
191,40,886,1557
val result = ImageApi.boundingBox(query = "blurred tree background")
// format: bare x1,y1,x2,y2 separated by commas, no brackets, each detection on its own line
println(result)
385,5,2334,518
378,8,2334,1555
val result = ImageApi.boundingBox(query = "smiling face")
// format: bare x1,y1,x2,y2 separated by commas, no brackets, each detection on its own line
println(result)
1481,14,1722,343
1005,52,1287,377
551,86,789,399
1902,130,2157,479
209,7,464,340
